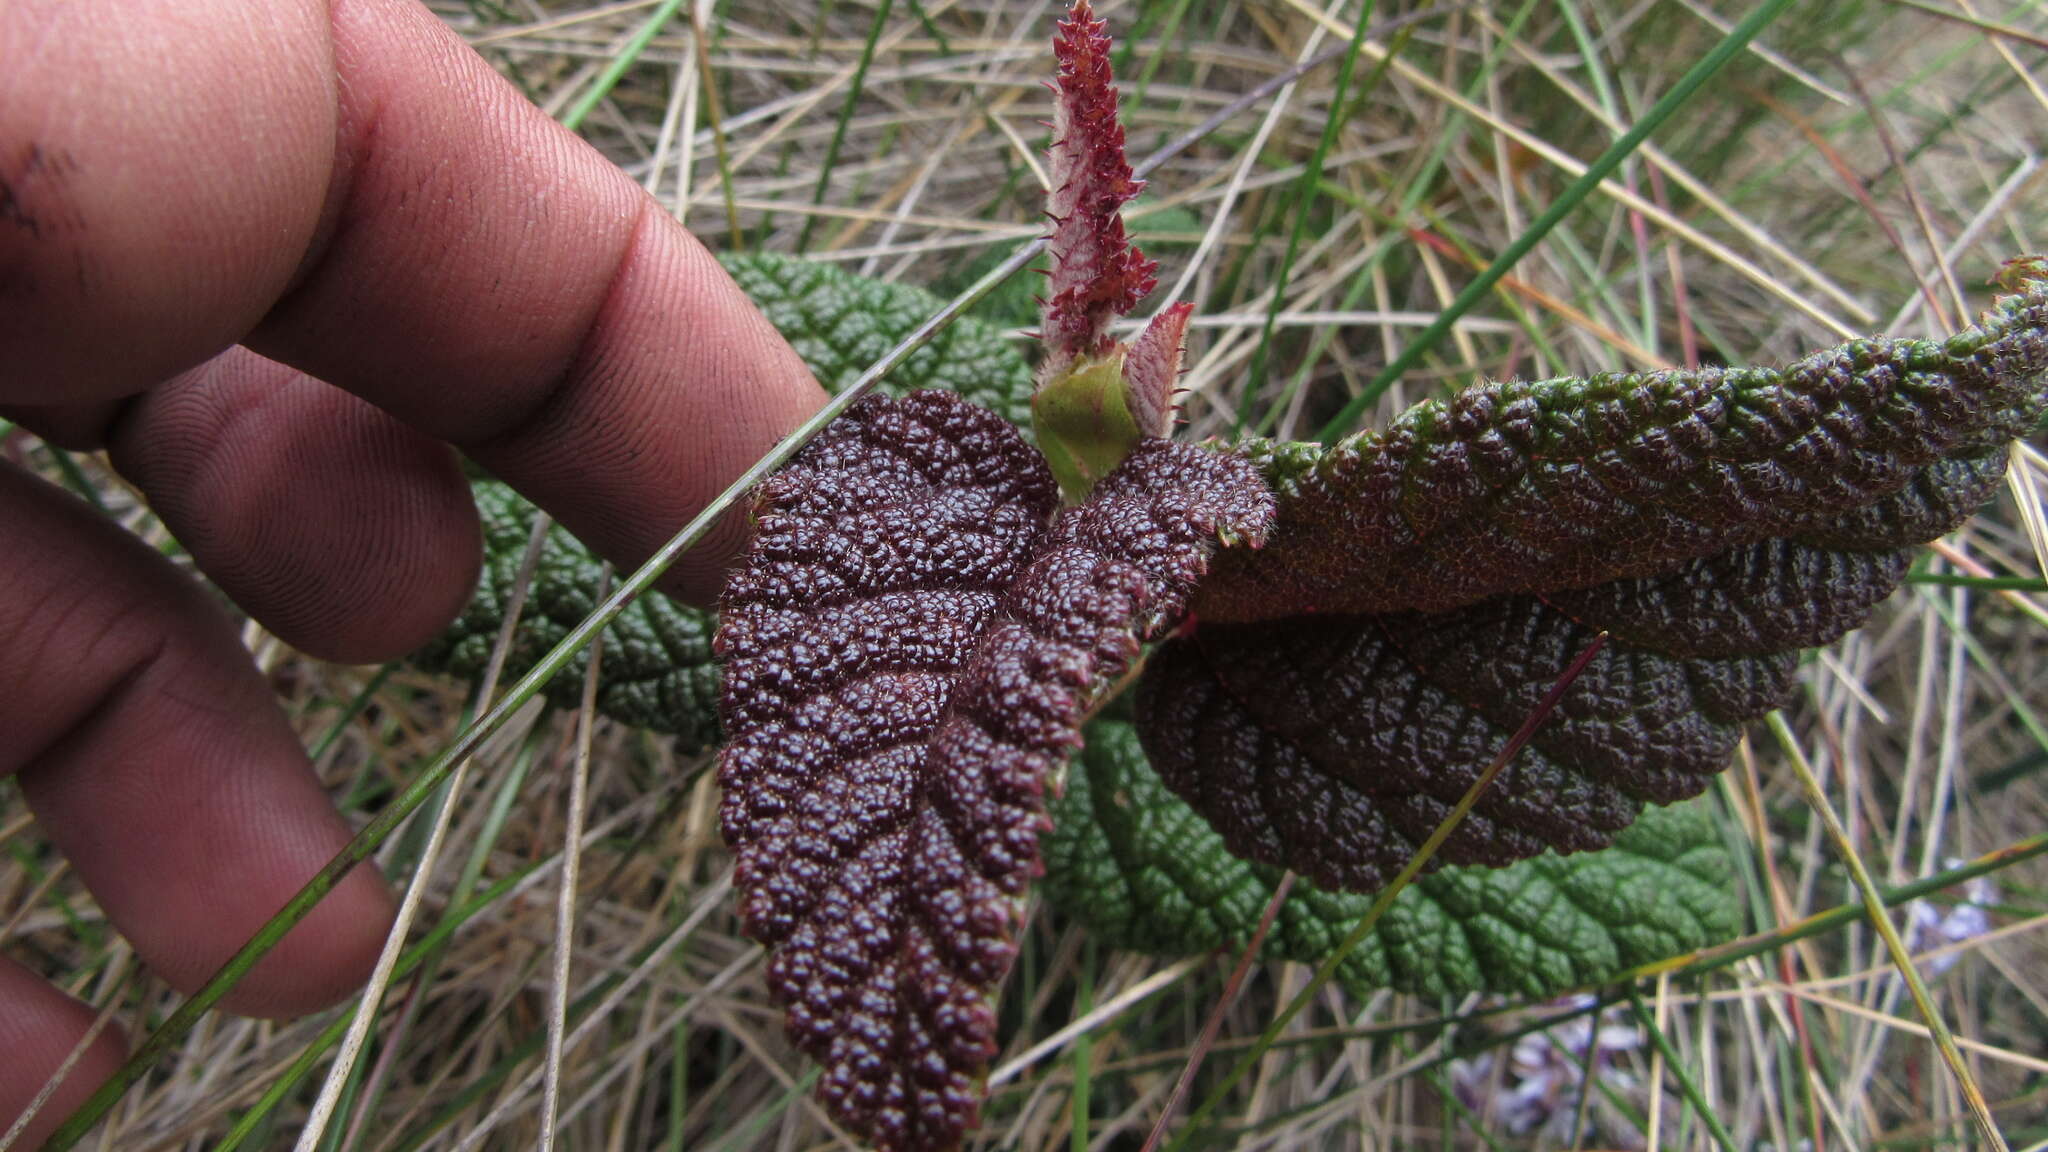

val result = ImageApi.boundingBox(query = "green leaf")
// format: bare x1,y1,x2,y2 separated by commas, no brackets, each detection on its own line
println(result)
409,477,724,747
1044,719,1743,1000
720,250,1035,430
1033,350,1147,502
410,252,1038,749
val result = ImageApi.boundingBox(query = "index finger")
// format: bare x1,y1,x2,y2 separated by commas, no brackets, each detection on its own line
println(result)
0,0,826,603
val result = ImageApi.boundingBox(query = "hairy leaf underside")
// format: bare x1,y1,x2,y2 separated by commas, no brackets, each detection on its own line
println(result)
1046,720,1742,1000
715,391,1271,1152
1142,282,2048,892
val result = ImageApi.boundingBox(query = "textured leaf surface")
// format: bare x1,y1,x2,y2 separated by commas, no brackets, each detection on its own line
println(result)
1141,283,2048,892
410,252,1037,749
715,392,1272,1152
724,250,1035,429
1044,721,1742,1000
1137,535,1903,892
1197,281,2048,620
410,478,723,747
715,393,1055,1152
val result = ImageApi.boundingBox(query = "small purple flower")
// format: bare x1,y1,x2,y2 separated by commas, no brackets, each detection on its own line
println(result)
1452,995,1645,1142
1907,863,1999,978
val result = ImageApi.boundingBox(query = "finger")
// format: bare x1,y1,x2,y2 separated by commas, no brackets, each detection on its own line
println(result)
258,0,824,602
0,0,336,398
104,347,482,664
1,0,826,605
0,463,395,1017
0,399,129,452
0,956,126,1149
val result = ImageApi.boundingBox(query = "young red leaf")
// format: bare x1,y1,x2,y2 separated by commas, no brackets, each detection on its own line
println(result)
717,392,1271,1152
1123,299,1195,438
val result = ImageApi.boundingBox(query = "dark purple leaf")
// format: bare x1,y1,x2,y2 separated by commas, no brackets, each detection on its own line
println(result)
1137,534,1913,892
1137,277,2048,893
1196,283,2048,621
716,391,1272,1152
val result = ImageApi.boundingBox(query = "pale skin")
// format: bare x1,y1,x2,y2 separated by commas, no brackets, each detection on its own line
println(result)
0,0,827,1141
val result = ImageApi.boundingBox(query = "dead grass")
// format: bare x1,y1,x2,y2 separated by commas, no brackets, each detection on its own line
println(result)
4,0,2047,1147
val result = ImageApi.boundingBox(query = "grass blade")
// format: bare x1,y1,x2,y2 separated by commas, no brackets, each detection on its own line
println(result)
1765,712,2010,1151
1316,0,1798,440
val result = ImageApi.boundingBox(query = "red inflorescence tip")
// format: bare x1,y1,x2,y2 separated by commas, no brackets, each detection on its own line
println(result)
1040,0,1158,372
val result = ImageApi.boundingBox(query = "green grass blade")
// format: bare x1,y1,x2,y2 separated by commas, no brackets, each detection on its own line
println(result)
211,863,546,1151
560,0,693,134
1315,0,1798,440
1625,988,1739,1152
797,0,895,252
1236,0,1379,435
1766,712,2011,1152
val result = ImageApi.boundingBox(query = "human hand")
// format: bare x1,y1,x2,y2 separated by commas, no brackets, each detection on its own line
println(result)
0,0,826,1142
